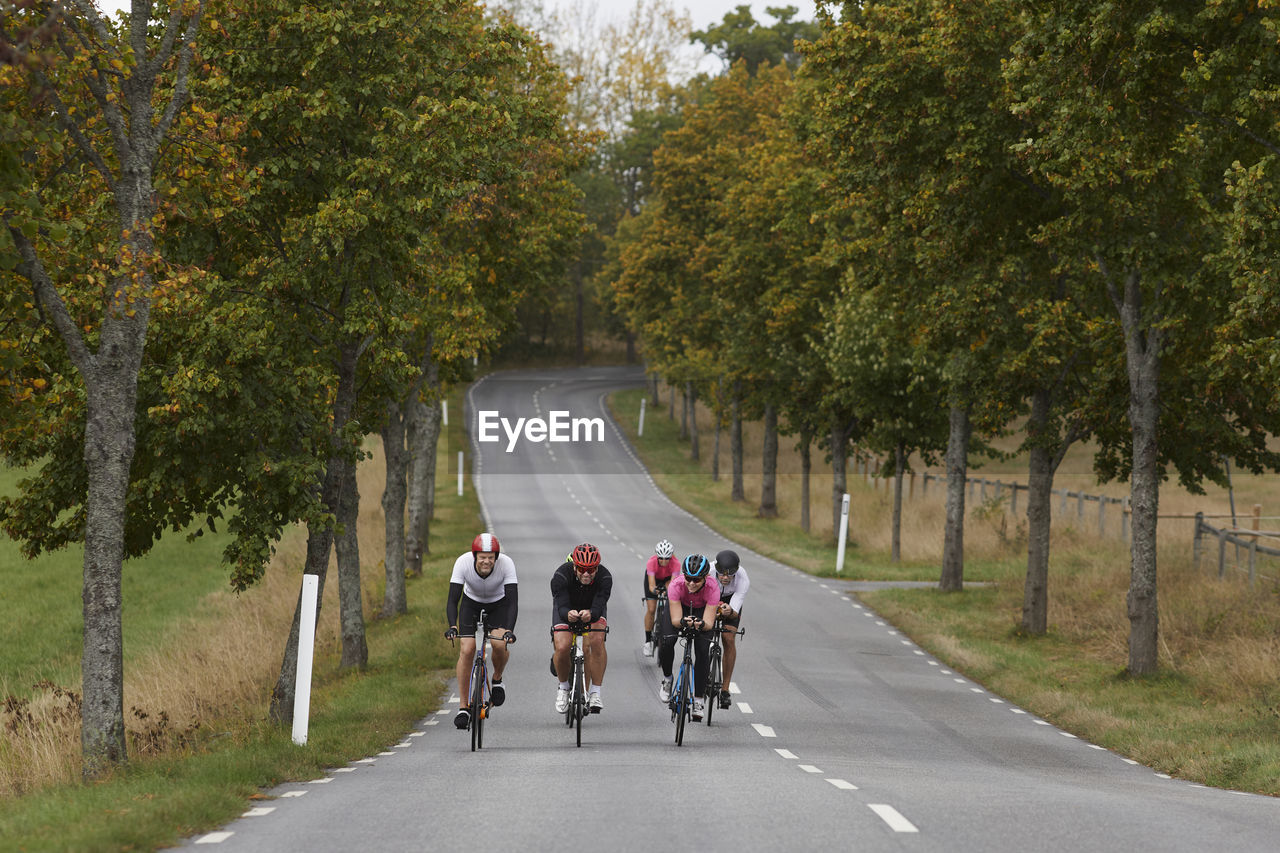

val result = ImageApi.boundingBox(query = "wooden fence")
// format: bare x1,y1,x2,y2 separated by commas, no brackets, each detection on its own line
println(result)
859,460,1279,582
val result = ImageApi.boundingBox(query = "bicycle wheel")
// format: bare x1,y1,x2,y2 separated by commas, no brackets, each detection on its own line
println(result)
706,645,721,726
574,658,585,747
470,658,486,752
675,660,691,746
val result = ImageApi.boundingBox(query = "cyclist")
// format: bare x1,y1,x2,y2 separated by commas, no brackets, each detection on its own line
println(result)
713,549,750,709
642,539,679,656
657,554,721,721
445,533,517,731
551,543,613,714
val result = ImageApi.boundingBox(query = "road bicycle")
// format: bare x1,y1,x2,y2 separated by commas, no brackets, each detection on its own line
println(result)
552,622,608,747
668,622,702,746
446,610,515,752
644,587,669,662
705,615,745,726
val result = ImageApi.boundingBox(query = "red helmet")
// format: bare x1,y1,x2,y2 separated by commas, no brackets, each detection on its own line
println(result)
471,532,500,556
570,543,601,573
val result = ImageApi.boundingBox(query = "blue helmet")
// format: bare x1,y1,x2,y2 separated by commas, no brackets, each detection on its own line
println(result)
681,554,711,580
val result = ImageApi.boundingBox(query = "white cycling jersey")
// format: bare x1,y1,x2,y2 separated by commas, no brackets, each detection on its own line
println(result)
718,567,749,613
450,552,517,602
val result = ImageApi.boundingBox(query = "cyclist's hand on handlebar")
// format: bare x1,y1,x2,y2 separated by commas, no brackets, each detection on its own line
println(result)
502,631,516,644
444,626,459,640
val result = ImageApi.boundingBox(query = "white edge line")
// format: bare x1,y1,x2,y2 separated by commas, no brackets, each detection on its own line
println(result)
868,803,918,833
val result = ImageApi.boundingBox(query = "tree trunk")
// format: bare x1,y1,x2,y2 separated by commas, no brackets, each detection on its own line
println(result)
574,262,585,365
80,371,142,777
687,382,699,461
406,365,441,576
669,383,675,421
649,371,659,405
759,403,779,518
731,386,744,501
270,339,360,724
1118,269,1162,676
940,406,971,591
680,383,689,439
336,458,367,669
381,401,408,616
712,420,721,482
891,440,905,562
799,434,811,533
1021,389,1054,633
625,330,636,364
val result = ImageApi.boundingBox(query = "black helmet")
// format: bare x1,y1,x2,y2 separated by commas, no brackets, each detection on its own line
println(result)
715,550,740,576
681,554,711,580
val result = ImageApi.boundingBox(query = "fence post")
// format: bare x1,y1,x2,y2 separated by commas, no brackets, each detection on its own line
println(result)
1252,503,1261,534
1059,489,1068,516
969,478,975,502
1098,498,1106,537
909,471,916,500
1192,511,1204,569
1248,538,1258,588
1011,484,1019,517
1122,496,1130,542
923,472,930,497
1217,528,1228,579
1076,491,1085,522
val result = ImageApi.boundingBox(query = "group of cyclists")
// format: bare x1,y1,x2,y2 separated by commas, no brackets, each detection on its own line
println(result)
444,534,750,730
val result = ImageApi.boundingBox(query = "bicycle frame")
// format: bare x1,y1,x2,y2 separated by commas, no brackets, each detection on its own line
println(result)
670,625,698,746
552,623,607,747
468,610,491,752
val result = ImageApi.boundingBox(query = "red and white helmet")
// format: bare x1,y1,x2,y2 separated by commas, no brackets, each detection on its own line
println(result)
471,532,501,556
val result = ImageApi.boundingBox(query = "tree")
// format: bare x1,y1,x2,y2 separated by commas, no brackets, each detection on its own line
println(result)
692,5,820,75
0,0,210,778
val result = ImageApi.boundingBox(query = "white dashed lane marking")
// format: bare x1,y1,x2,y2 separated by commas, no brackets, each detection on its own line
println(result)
827,779,858,790
775,748,798,759
869,804,919,833
752,724,777,738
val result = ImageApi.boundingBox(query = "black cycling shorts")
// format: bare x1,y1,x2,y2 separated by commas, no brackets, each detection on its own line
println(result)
643,573,673,600
459,593,512,636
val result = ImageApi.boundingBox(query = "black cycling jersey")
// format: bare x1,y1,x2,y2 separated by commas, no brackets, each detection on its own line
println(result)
550,561,613,624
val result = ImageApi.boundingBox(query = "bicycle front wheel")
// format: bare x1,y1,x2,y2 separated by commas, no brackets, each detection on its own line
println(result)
470,659,486,751
706,647,721,726
574,660,585,747
675,662,692,746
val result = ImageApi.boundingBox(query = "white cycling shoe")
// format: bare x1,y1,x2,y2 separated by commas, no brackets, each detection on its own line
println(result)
555,687,570,714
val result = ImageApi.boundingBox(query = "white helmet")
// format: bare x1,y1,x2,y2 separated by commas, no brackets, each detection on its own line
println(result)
655,539,674,559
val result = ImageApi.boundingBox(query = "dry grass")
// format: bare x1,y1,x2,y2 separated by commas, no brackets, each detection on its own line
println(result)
0,444,392,798
660,379,1280,570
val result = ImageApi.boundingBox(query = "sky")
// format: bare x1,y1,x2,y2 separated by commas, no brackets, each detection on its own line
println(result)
96,1,821,30
579,0,819,29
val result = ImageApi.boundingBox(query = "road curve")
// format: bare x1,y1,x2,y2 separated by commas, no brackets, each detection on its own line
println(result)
182,366,1280,852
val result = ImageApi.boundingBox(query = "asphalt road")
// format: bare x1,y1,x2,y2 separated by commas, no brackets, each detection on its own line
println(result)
182,365,1280,852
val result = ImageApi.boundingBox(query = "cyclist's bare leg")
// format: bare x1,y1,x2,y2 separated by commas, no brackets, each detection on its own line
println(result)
644,598,656,633
721,629,738,687
488,630,509,680
456,636,477,705
585,629,607,686
552,628,573,682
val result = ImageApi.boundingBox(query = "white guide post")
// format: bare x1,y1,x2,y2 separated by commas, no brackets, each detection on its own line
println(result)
638,397,646,436
836,493,850,574
457,451,464,496
441,399,448,426
291,573,320,746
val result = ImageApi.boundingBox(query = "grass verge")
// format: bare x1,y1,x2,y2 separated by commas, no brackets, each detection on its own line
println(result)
608,385,1280,796
0,386,478,850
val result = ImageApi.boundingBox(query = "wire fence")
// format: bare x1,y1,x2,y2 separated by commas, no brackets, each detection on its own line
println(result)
856,457,1279,585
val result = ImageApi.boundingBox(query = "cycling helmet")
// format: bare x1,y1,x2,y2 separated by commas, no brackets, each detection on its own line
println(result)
714,550,740,576
571,543,602,573
471,532,500,556
655,539,674,559
681,554,711,580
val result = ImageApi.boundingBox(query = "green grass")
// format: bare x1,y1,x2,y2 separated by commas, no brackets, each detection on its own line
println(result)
608,385,1280,796
0,467,241,695
0,386,477,849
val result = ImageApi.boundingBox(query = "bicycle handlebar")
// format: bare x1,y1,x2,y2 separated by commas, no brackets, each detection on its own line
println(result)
550,624,610,635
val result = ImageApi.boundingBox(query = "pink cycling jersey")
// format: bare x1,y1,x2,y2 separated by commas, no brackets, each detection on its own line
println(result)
667,574,721,611
646,554,679,581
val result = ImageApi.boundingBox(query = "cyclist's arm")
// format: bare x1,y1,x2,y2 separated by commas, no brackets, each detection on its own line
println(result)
669,598,684,628
550,566,571,624
727,570,749,614
503,582,518,632
445,582,464,629
589,570,613,622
